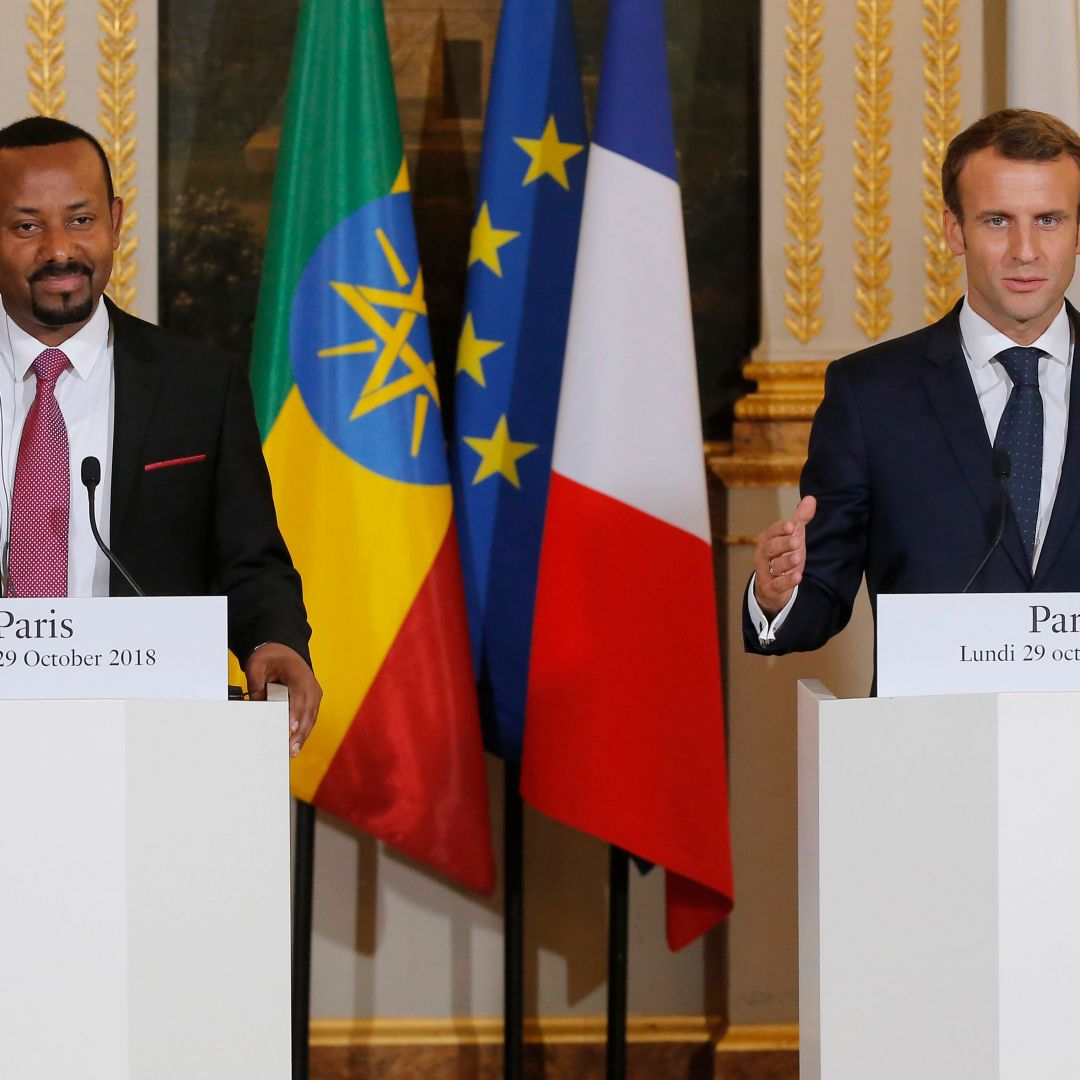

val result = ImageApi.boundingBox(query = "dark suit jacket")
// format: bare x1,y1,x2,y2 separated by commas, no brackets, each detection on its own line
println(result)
105,300,311,666
745,300,1080,657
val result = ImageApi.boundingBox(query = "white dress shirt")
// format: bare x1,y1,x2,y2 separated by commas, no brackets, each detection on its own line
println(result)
750,297,1073,645
0,299,114,596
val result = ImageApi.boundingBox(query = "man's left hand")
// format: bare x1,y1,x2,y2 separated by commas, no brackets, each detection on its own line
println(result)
244,643,322,757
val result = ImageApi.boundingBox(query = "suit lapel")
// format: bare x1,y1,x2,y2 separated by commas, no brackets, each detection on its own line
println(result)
108,300,164,538
920,302,1032,582
1033,302,1080,584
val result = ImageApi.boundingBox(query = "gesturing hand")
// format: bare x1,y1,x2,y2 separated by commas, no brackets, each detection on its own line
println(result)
752,495,817,619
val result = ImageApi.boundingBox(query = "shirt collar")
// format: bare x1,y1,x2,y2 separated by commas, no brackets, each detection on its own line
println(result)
959,296,1072,370
2,298,111,382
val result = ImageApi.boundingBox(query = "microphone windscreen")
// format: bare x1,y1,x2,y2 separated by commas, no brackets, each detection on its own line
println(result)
992,448,1011,480
81,455,101,488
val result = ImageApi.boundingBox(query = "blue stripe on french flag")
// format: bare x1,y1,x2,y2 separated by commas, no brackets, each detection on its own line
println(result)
592,0,678,181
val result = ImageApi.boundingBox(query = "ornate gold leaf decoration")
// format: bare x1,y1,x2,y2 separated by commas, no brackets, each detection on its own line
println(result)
783,0,825,344
27,0,68,118
853,0,893,341
921,0,962,323
98,0,137,312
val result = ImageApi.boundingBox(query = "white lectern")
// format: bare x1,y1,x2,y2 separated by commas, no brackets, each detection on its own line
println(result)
798,680,1080,1079
0,696,291,1080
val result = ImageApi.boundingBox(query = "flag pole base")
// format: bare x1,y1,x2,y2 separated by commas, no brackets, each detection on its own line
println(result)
504,759,524,1079
292,799,316,1080
606,845,630,1079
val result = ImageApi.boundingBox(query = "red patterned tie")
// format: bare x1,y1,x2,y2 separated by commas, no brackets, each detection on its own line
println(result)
9,348,71,597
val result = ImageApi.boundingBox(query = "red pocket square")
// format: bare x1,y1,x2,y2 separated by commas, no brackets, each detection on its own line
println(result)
143,453,208,472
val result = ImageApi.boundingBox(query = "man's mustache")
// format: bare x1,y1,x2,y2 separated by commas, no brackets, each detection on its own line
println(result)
30,262,92,284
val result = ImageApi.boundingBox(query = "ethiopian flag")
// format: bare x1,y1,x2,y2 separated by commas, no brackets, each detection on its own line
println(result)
250,0,494,893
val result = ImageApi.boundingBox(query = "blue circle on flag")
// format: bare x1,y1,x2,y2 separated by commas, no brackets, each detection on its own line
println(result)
290,193,447,485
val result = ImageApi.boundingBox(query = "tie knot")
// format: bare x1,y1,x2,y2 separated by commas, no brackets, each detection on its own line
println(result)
997,346,1043,388
33,347,69,386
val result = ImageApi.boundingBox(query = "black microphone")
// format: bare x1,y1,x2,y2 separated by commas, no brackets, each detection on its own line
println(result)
961,449,1012,593
81,456,146,597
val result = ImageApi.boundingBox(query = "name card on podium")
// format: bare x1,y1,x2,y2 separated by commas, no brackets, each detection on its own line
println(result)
877,592,1080,697
0,596,226,700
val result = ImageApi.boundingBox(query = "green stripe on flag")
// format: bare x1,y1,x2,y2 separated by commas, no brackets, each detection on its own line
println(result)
251,0,405,436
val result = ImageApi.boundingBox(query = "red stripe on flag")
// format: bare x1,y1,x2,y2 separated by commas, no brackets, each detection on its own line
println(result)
523,473,733,946
313,523,494,894
667,869,733,953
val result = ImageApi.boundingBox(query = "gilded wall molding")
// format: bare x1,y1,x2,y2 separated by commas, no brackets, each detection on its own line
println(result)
716,534,760,547
735,360,829,421
27,0,67,118
709,361,827,488
308,1016,798,1048
708,449,809,489
783,0,825,344
98,0,137,313
852,0,893,341
921,0,962,323
308,1019,799,1078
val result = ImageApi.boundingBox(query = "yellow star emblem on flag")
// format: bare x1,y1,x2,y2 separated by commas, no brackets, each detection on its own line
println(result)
463,415,538,488
513,115,584,190
456,313,504,388
319,227,438,458
468,202,520,277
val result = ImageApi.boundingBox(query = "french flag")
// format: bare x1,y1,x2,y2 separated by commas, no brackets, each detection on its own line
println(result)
521,0,734,949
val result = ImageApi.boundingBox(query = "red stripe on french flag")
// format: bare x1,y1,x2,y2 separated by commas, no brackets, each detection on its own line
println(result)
523,473,733,947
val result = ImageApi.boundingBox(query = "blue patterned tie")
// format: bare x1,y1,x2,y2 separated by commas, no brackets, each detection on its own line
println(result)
993,346,1044,563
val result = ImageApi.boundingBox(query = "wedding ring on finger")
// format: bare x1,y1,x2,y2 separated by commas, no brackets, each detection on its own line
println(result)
768,559,780,577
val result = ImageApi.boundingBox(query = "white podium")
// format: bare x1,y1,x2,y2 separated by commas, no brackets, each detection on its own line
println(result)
798,680,1080,1080
0,696,291,1080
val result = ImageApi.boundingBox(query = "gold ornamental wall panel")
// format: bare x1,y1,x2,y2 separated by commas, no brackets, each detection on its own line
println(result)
758,0,983,365
921,0,962,324
98,0,138,313
27,0,67,118
852,0,893,342
782,0,825,345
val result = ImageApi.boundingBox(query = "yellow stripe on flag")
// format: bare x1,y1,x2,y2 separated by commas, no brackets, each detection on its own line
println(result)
263,386,453,800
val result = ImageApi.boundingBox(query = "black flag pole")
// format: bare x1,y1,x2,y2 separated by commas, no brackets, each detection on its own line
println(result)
606,845,630,1079
292,799,317,1080
503,759,525,1079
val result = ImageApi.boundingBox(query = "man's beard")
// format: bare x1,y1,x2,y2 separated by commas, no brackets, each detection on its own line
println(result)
31,293,94,327
29,262,94,327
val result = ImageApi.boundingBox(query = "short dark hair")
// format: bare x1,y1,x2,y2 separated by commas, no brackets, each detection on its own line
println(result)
0,116,115,204
942,109,1080,222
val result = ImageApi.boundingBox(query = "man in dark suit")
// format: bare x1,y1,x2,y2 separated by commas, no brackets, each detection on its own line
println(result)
0,116,320,753
747,109,1080,657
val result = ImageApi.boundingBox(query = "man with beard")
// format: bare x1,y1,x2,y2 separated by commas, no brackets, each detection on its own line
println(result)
0,116,320,754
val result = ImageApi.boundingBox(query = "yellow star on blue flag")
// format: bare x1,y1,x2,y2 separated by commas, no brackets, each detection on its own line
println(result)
463,415,538,488
468,202,520,277
514,115,584,189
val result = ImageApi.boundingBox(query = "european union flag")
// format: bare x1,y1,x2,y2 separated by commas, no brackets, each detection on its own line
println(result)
451,0,587,761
